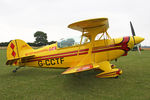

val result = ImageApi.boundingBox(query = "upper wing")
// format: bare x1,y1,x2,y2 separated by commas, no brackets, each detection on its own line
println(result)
62,64,99,74
68,18,109,33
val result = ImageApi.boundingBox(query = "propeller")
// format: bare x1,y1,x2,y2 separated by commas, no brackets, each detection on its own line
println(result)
130,21,141,54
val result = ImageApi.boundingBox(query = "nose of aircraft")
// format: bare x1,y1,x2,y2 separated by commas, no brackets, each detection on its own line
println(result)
133,36,144,45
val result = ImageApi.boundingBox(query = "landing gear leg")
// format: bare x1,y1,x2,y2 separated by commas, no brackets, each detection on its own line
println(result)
12,67,21,73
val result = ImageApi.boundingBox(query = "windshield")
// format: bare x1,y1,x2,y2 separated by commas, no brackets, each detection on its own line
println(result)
57,36,80,48
57,36,90,48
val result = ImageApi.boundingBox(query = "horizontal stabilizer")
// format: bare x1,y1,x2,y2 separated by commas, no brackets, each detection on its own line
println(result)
6,55,35,65
21,55,35,63
6,58,20,65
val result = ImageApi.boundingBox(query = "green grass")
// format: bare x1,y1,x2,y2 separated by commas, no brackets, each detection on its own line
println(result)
0,49,150,100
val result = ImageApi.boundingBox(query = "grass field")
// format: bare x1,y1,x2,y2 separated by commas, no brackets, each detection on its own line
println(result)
0,49,150,100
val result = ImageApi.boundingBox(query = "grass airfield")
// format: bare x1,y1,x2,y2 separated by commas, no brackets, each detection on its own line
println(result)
0,49,150,100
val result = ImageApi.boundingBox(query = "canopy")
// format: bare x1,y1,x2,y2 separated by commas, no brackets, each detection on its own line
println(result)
68,18,109,33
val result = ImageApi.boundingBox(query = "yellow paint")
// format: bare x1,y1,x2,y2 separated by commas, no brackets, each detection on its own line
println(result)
6,18,144,78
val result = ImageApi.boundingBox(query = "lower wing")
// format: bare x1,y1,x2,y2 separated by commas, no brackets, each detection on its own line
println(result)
62,63,99,74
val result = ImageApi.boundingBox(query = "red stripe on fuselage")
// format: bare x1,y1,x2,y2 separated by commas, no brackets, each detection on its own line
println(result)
25,49,89,62
92,47,121,53
34,48,89,59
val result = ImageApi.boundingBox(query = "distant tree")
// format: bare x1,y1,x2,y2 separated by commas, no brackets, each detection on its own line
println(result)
34,31,48,46
0,42,10,47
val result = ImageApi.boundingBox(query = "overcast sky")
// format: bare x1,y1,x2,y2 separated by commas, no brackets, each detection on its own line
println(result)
0,0,149,46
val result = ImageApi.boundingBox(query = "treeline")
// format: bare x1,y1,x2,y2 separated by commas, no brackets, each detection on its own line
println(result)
0,42,9,47
0,31,57,47
0,41,56,47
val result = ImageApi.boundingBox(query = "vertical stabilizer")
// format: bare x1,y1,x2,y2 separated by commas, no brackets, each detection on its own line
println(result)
7,39,33,62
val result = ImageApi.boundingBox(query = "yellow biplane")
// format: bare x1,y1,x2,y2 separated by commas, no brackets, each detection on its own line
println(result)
6,18,144,78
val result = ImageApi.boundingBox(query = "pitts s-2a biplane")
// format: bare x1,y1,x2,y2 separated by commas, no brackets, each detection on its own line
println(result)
6,18,144,78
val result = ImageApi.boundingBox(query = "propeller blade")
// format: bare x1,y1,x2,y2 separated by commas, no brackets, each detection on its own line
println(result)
130,21,136,36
